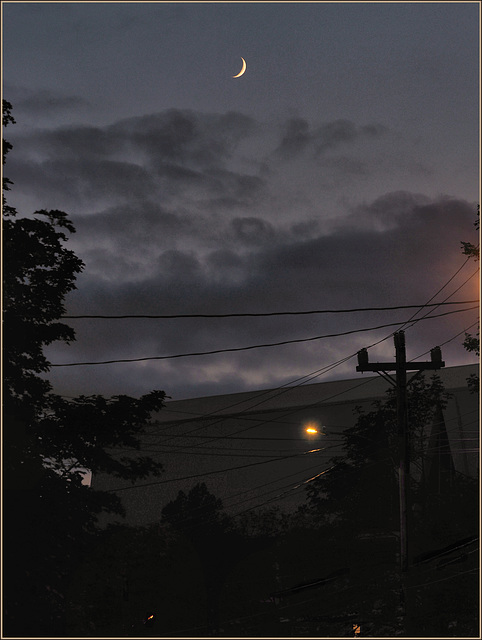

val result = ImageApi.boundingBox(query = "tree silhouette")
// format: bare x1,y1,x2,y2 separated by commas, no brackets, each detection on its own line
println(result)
460,205,479,394
161,482,230,539
302,373,478,636
160,483,233,634
2,101,167,636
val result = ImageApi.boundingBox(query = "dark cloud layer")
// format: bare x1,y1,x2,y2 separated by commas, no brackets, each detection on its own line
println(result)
275,117,387,159
6,108,478,400
6,86,90,117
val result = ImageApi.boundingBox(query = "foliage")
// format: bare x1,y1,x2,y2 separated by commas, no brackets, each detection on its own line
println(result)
299,373,480,635
460,207,480,394
233,505,293,538
2,101,167,636
305,375,452,527
159,484,291,636
3,104,83,416
460,205,479,261
2,99,167,509
63,523,189,637
161,482,231,539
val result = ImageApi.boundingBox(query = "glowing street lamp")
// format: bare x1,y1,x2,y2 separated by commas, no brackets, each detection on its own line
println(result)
304,420,323,436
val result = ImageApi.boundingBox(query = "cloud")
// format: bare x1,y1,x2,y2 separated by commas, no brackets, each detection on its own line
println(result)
230,217,276,245
111,109,258,167
6,107,477,399
275,117,311,158
274,117,388,160
4,85,90,122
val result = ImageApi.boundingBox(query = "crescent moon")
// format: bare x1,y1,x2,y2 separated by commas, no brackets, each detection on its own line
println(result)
232,57,247,78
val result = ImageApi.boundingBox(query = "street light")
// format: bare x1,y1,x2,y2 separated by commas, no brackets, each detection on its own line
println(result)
303,421,324,436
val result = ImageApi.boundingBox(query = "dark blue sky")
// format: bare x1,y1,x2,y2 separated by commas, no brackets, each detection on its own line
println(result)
3,1,480,399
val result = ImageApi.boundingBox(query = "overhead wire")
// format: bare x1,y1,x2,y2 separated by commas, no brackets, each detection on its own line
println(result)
106,446,333,493
139,406,478,445
55,256,479,463
406,567,479,590
107,442,344,460
141,364,476,458
208,552,479,636
141,308,479,447
130,418,478,460
54,252,478,432
397,253,479,331
402,268,479,332
53,255,478,372
115,401,478,539
108,408,406,499
145,374,378,453
50,305,477,366
93,257,479,514
60,300,477,319
141,352,355,437
100,367,477,506
154,462,339,537
99,354,477,499
147,292,476,450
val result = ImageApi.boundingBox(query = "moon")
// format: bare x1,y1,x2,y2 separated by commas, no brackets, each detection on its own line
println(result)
232,57,247,78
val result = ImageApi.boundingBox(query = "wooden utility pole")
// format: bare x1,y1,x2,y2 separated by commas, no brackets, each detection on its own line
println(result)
395,331,409,573
356,331,445,574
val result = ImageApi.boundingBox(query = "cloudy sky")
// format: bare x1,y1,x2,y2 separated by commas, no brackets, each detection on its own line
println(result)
3,1,480,401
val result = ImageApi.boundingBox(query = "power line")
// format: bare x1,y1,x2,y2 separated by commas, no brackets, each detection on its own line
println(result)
97,334,477,497
61,300,477,319
134,412,478,458
106,447,331,493
148,374,381,453
155,461,337,536
402,268,479,332
145,357,359,449
55,327,479,487
55,260,479,449
50,306,478,367
407,567,479,590
131,343,477,458
104,412,406,497
142,354,354,435
398,254,479,330
109,440,345,460
143,407,478,442
91,281,479,499
138,318,478,453
411,320,479,361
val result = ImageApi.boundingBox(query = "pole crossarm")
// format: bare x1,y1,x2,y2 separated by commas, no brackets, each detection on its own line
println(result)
355,345,445,373
356,361,445,372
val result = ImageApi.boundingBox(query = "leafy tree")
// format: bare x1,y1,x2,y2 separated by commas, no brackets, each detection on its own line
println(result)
161,484,294,635
305,374,465,534
302,373,478,636
161,482,231,539
63,523,189,637
233,505,292,538
460,205,480,262
2,101,167,636
160,483,234,634
461,206,480,394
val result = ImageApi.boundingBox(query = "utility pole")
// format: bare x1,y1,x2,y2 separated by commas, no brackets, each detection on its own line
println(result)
395,331,409,573
356,331,445,629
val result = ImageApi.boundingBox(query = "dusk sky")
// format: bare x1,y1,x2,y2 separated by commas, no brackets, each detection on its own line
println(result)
3,1,480,401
